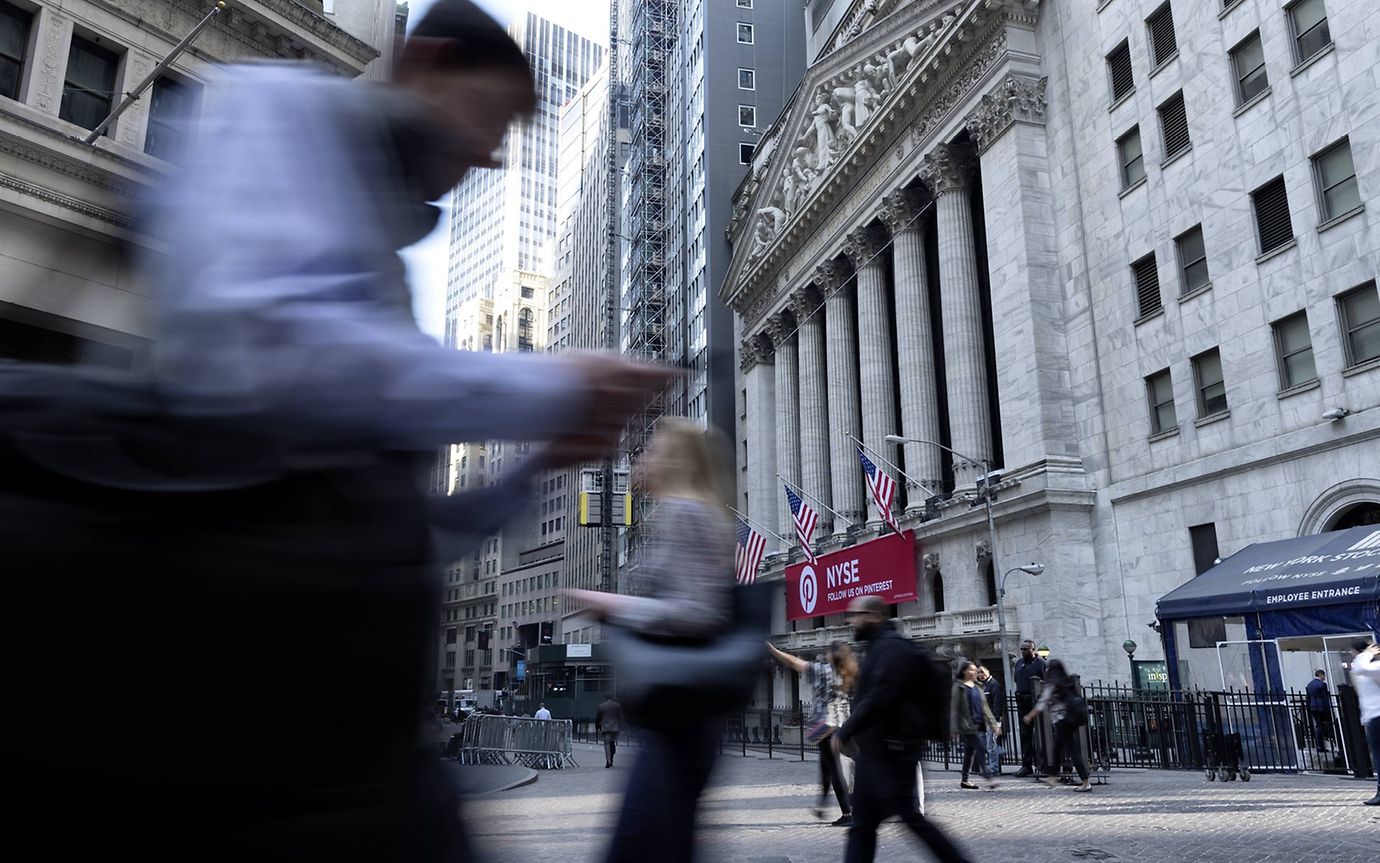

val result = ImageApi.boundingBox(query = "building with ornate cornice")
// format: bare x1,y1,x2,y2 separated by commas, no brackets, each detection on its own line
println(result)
0,0,394,367
724,0,1380,695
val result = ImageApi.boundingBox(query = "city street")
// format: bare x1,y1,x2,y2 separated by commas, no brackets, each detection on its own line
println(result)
465,742,1380,863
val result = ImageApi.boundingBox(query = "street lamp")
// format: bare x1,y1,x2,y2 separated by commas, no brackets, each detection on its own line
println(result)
1123,639,1137,688
995,563,1045,685
884,433,1015,673
1037,644,1051,659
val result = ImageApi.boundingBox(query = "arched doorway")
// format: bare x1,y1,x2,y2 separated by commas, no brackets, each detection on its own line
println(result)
1328,501,1380,531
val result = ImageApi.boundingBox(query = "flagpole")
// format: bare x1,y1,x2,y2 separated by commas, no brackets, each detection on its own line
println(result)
849,434,942,492
726,506,791,545
777,474,855,526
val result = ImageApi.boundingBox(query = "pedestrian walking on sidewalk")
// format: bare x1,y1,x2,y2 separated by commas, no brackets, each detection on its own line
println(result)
1012,640,1047,778
977,665,1005,776
767,640,857,825
1023,660,1092,792
596,696,625,768
534,704,552,720
951,661,1001,791
566,420,738,863
832,596,975,863
1349,638,1380,806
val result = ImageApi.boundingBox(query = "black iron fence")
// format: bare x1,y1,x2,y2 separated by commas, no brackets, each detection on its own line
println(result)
561,685,1374,779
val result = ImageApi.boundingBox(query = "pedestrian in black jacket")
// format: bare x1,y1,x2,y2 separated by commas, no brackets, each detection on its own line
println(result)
595,697,625,768
1012,640,1048,777
833,596,973,863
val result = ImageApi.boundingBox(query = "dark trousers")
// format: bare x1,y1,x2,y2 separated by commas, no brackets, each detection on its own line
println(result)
1366,716,1380,794
1051,721,1089,782
817,737,851,815
603,732,620,766
959,732,992,782
1309,709,1332,749
1017,695,1036,770
606,724,717,863
844,753,972,863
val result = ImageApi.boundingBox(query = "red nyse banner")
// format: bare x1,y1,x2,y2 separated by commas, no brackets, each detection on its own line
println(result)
785,531,918,621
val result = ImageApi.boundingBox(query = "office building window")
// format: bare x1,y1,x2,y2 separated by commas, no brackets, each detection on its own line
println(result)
737,0,752,7
737,68,755,90
1231,31,1268,105
1146,369,1176,435
0,2,33,102
1175,225,1209,295
1107,39,1133,103
1337,282,1380,368
1158,91,1190,159
738,142,754,164
144,76,198,162
60,37,119,133
738,105,756,127
1189,523,1220,575
1251,175,1293,254
1192,348,1228,418
1272,311,1317,390
1117,126,1145,189
1147,3,1177,67
1311,138,1360,221
737,23,754,44
1287,0,1331,63
1133,253,1162,318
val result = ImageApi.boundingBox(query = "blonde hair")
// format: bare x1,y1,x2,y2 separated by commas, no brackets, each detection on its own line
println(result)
643,418,733,508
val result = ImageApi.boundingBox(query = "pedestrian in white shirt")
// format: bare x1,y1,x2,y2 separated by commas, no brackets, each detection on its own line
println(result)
534,705,552,721
1349,638,1380,806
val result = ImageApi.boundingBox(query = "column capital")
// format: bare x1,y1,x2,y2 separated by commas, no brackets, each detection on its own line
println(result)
842,223,887,269
964,73,1048,153
787,286,823,321
739,331,774,372
879,186,927,234
812,259,849,293
763,310,796,347
917,143,975,197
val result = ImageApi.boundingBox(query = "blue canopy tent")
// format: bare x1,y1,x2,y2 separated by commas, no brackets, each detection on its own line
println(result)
1157,525,1380,690
1155,526,1380,771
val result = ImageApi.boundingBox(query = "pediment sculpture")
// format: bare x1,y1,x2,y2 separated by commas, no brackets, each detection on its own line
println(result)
746,11,959,263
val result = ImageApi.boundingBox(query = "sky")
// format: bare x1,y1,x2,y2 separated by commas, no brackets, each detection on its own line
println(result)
401,0,611,339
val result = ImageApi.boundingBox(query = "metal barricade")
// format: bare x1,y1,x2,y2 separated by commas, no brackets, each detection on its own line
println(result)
457,715,578,769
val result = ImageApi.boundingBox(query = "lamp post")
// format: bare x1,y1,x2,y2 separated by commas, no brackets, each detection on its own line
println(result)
997,563,1045,686
1123,639,1137,688
884,433,1027,676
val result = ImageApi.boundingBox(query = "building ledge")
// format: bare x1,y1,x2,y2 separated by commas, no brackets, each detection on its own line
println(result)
1290,43,1336,78
1256,240,1297,265
1342,356,1380,379
1233,87,1272,118
1178,283,1212,303
1318,205,1365,234
1277,379,1321,399
770,605,1017,650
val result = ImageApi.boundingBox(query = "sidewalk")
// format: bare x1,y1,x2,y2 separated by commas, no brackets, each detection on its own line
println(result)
464,742,1380,863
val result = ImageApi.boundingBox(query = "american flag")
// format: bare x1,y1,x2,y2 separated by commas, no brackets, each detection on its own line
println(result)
733,516,766,585
783,483,819,565
858,447,901,534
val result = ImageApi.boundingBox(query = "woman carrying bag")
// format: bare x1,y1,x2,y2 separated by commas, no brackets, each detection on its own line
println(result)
568,419,755,863
1022,659,1092,792
766,641,858,825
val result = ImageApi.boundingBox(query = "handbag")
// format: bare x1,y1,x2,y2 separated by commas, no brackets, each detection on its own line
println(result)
605,583,771,729
804,719,832,745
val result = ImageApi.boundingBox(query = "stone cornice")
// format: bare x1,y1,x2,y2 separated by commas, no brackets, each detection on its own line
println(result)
739,332,773,371
723,0,1044,329
964,72,1048,153
0,171,133,228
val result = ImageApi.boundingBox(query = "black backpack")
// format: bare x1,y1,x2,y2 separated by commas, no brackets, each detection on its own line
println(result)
907,643,952,741
1063,694,1089,729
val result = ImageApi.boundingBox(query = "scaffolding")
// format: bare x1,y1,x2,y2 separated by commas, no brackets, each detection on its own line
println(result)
619,0,678,555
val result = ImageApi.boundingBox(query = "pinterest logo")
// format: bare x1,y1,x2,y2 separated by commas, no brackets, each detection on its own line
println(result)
799,565,818,614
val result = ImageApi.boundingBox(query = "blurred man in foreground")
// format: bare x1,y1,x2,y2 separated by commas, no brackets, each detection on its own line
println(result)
1,1,669,859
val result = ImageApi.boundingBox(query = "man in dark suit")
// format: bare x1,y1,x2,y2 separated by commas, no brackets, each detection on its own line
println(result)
1305,670,1332,752
832,596,972,863
596,696,626,768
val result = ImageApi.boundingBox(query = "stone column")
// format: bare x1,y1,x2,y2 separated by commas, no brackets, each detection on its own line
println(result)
25,11,73,115
843,223,899,529
788,287,833,535
819,261,865,534
964,74,1078,471
919,143,993,487
766,312,801,542
740,332,778,551
880,187,944,508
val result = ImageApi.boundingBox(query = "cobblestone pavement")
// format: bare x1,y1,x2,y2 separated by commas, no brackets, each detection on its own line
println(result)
465,741,1380,863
